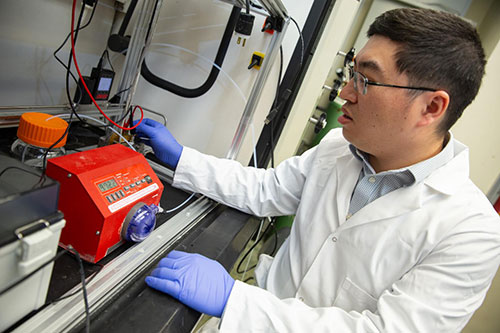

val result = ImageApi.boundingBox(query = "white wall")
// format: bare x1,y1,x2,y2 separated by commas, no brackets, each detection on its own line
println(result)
0,0,119,106
452,38,500,194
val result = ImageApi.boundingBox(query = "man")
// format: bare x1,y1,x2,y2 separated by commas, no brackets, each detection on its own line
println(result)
137,8,500,332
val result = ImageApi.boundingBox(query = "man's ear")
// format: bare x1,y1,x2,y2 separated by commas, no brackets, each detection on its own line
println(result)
416,90,450,127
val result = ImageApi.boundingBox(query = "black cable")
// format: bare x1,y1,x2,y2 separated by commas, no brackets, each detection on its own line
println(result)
0,166,42,179
109,85,132,103
53,0,99,103
269,220,278,256
118,0,138,36
290,17,304,67
140,6,241,98
256,18,302,168
64,1,87,121
236,219,275,274
115,105,134,125
265,46,283,168
245,0,250,14
0,249,68,297
67,247,91,333
51,263,103,303
41,0,90,173
98,49,115,72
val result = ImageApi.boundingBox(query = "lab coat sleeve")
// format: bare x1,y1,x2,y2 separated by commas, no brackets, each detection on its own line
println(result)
219,216,500,332
172,146,318,217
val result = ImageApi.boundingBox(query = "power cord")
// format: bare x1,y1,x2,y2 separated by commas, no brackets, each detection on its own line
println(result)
0,245,91,332
70,0,144,131
70,246,90,333
236,217,277,274
290,17,304,67
264,46,283,168
51,264,102,303
53,0,99,105
41,0,89,174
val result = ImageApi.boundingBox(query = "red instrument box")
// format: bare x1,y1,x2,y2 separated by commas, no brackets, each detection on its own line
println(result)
46,144,163,262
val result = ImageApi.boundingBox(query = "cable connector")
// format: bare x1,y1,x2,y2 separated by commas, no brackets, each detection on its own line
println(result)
264,108,278,125
265,88,291,124
261,16,284,34
235,12,255,47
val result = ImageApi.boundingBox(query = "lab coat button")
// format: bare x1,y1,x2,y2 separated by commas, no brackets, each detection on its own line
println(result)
369,176,376,183
299,297,304,302
346,213,352,220
332,236,338,242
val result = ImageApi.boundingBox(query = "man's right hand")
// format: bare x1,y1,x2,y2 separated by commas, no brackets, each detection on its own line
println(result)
134,118,183,169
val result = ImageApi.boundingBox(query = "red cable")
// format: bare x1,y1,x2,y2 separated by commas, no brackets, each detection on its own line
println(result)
70,0,143,131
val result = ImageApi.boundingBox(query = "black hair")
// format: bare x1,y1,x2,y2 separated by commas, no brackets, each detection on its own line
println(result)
367,8,486,134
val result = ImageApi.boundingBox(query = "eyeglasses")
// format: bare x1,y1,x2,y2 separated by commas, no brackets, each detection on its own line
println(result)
348,67,437,95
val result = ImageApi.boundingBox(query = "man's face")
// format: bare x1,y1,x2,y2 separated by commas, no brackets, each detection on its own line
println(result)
338,35,424,159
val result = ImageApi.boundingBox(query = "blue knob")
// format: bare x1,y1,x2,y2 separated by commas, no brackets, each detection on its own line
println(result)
123,203,159,242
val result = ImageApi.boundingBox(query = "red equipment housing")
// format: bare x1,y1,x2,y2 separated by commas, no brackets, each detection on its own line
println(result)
46,144,163,262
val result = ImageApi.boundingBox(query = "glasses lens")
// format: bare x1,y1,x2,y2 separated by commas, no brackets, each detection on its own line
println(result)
352,71,358,93
356,71,368,95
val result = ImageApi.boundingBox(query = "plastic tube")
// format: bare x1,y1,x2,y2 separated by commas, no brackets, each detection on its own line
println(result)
148,43,248,104
149,44,260,166
165,193,196,214
141,6,241,98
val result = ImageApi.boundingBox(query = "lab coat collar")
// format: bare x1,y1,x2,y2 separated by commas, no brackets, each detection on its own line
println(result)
334,153,363,226
423,138,470,195
334,148,423,229
336,137,470,230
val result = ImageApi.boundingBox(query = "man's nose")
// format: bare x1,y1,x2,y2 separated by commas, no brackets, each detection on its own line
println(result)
339,79,357,104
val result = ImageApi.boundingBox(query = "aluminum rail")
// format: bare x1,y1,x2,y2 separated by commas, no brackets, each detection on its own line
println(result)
226,17,289,160
259,0,288,18
14,196,216,333
218,0,288,18
0,104,125,128
115,0,163,109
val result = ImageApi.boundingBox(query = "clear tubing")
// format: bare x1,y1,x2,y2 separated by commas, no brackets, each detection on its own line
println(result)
165,192,196,214
48,113,196,214
148,43,248,104
47,114,136,151
149,43,263,166
116,42,261,166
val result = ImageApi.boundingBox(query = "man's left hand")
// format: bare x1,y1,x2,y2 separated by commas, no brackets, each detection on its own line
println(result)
145,250,235,317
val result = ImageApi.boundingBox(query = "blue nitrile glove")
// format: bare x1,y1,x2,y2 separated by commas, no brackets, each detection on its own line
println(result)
133,118,183,169
145,250,235,317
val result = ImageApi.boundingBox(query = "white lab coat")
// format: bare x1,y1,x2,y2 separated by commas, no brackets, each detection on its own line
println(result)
173,129,500,332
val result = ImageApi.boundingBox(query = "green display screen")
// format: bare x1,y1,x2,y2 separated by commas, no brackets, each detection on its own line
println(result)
97,179,118,192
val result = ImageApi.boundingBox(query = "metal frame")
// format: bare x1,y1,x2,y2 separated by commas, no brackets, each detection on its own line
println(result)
0,104,125,128
226,18,289,159
218,0,288,17
251,0,336,167
117,0,165,113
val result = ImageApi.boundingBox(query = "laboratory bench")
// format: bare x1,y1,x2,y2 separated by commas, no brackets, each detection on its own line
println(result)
1,130,259,332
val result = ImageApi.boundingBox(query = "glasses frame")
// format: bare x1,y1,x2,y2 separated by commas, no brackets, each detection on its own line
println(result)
349,67,437,95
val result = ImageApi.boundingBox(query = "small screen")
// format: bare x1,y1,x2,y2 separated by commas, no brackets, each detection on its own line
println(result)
97,77,113,92
97,179,118,192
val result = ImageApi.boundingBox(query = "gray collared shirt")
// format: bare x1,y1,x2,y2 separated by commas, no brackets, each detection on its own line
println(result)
347,133,454,217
